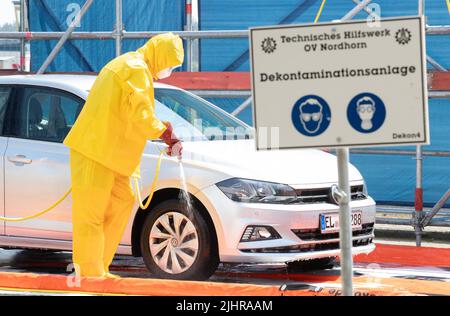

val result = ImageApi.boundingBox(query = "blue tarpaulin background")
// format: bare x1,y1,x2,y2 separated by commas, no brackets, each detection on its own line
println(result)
28,0,450,206
28,0,184,72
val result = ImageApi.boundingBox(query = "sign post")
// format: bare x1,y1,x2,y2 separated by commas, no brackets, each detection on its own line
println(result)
336,147,353,295
249,16,429,296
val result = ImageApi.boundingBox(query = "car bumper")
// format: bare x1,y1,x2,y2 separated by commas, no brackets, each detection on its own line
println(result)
197,184,376,264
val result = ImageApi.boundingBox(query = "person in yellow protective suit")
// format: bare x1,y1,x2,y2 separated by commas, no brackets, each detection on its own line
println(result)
63,32,184,278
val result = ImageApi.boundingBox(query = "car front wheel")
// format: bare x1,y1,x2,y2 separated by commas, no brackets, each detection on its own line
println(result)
140,199,219,280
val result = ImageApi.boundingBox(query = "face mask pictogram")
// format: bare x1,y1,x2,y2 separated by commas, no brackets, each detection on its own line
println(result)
356,97,376,131
347,92,386,134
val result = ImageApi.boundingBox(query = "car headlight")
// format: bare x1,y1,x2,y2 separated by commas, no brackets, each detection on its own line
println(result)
216,178,297,204
363,181,369,197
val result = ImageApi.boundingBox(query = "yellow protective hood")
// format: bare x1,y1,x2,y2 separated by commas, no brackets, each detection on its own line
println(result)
137,32,184,79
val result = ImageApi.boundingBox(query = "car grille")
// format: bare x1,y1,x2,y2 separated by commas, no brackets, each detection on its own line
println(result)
292,223,374,241
240,223,374,254
240,238,373,254
293,185,366,204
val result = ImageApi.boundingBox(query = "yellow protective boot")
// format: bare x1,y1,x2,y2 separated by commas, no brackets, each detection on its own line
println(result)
104,272,121,279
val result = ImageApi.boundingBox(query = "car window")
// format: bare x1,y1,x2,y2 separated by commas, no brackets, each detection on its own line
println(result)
7,86,84,143
154,100,208,141
0,86,12,134
154,88,253,141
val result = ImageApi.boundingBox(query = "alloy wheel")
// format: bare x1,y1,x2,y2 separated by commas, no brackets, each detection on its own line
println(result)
149,211,199,274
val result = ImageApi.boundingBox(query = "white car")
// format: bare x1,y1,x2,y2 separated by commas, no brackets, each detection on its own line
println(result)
0,75,375,280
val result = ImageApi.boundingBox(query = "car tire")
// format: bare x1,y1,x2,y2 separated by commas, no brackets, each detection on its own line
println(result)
140,199,219,280
286,257,336,272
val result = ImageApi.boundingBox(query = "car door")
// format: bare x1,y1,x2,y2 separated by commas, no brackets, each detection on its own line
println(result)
4,85,84,240
0,86,13,235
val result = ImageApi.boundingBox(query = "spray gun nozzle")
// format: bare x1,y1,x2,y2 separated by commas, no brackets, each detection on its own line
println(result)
171,142,183,162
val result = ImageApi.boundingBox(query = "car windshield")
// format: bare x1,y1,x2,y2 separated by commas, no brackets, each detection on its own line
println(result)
154,88,253,141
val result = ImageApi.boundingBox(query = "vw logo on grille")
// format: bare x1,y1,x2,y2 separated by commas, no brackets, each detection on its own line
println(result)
330,184,340,205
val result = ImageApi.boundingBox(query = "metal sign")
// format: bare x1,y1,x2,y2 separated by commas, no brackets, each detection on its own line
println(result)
250,16,429,150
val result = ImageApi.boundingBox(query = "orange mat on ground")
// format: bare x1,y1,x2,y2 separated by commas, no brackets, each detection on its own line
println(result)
0,271,419,296
216,271,450,296
286,277,450,296
0,272,283,296
354,243,450,268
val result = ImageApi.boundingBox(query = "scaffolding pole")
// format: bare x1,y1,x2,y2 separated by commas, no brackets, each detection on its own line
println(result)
414,144,424,246
19,0,25,71
418,0,425,16
231,97,252,116
341,0,373,20
1,26,450,40
351,0,378,17
421,189,450,227
191,0,200,71
426,25,450,35
427,55,448,72
185,0,192,71
185,0,200,71
115,0,123,57
412,0,426,247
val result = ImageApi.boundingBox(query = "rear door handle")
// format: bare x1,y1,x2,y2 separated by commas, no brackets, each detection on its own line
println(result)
8,155,32,164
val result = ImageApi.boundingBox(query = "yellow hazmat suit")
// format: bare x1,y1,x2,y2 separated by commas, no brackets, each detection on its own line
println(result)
63,33,184,277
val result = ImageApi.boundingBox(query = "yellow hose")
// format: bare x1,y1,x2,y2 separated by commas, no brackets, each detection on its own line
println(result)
133,150,166,210
0,189,72,222
0,150,167,222
314,0,327,24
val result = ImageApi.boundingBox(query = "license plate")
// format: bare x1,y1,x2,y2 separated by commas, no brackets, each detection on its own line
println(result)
320,211,362,234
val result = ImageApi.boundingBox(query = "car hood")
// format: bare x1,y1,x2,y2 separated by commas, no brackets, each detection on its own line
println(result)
176,139,363,186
